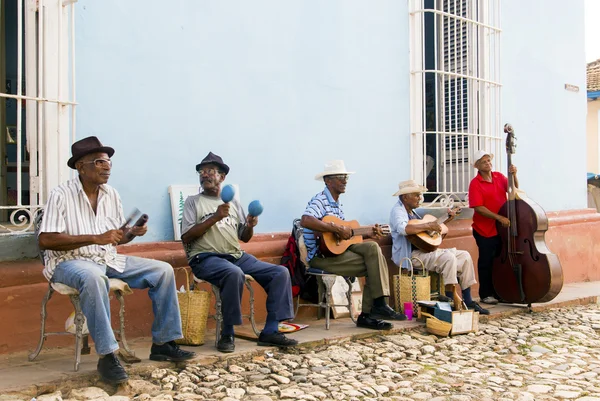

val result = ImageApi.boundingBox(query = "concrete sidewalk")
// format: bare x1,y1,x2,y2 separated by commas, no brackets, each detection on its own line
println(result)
2,280,599,395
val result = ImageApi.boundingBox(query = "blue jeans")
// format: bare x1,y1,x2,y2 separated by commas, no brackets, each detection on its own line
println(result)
190,252,294,326
51,256,183,355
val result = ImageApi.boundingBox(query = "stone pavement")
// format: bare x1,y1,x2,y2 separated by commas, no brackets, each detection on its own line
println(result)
2,280,600,400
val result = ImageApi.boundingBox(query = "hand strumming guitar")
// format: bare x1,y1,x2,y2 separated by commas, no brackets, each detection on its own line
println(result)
332,223,353,241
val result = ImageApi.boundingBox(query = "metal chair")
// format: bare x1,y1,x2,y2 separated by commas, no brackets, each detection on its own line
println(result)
292,220,356,329
29,280,134,371
193,275,260,346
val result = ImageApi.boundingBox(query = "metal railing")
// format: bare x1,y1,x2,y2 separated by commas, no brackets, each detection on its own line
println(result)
0,0,76,234
409,0,502,208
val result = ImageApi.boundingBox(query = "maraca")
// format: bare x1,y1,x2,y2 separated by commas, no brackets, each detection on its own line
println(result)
221,184,236,203
248,200,264,217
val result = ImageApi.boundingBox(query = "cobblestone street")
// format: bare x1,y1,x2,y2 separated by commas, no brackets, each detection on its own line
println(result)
14,304,600,401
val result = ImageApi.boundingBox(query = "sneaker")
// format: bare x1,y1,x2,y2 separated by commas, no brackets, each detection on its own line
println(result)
97,353,128,384
481,296,499,305
149,341,196,361
217,334,235,353
257,332,298,347
369,304,407,321
466,301,490,315
356,313,393,330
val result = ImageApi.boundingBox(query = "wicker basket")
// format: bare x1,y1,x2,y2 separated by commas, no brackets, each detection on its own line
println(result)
393,257,430,313
422,312,452,337
176,268,210,346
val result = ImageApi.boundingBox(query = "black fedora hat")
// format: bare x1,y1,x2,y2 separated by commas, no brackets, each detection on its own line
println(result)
67,136,115,169
196,152,230,175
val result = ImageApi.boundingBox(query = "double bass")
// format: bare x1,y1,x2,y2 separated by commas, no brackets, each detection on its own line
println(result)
491,124,563,305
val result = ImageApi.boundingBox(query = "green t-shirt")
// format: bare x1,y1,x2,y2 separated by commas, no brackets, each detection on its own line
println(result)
181,193,246,260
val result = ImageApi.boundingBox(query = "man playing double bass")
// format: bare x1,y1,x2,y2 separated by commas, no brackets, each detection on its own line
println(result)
468,150,518,305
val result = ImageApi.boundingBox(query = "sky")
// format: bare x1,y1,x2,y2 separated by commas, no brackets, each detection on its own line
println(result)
586,0,600,62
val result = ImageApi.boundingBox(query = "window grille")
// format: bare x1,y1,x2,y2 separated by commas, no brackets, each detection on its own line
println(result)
409,0,502,207
0,0,76,234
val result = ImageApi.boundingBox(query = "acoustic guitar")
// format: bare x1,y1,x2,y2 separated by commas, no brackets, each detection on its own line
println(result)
318,215,390,256
406,207,461,253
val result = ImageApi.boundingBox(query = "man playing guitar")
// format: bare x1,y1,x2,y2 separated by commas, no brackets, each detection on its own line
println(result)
389,180,489,315
301,160,406,330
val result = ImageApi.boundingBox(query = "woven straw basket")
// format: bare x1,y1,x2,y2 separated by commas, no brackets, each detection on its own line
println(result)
393,257,430,313
421,312,452,337
176,268,210,346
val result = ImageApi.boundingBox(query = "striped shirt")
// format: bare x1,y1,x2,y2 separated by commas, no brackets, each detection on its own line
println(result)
39,177,126,281
302,187,345,262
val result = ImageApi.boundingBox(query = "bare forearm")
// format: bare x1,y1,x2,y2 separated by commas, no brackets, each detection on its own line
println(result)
474,206,503,221
240,224,253,243
39,233,99,251
404,222,435,235
301,215,337,233
181,215,220,244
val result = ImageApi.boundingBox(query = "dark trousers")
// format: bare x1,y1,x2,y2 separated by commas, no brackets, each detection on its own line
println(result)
190,252,294,326
473,230,501,299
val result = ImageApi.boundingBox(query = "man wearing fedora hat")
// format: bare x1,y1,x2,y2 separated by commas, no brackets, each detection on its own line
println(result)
389,179,489,315
181,152,297,353
469,150,518,305
300,160,406,331
38,136,195,384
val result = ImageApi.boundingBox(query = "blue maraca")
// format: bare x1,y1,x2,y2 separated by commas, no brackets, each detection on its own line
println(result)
248,200,264,217
220,184,236,203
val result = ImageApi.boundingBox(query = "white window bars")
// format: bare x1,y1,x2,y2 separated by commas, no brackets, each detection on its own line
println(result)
0,0,76,234
409,0,502,208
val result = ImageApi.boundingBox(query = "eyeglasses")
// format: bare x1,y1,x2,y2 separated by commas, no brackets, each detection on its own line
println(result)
197,168,220,176
327,174,349,181
80,158,112,168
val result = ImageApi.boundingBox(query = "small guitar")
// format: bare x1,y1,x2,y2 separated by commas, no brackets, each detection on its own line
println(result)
406,207,461,253
318,215,391,256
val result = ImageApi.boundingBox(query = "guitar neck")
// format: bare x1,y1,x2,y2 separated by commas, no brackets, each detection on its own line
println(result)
352,226,374,236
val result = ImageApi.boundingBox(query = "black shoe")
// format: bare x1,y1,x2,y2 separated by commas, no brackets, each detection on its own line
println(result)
466,302,490,315
217,335,235,353
437,294,453,303
356,313,393,330
97,353,128,384
149,341,196,361
369,304,407,321
257,332,298,348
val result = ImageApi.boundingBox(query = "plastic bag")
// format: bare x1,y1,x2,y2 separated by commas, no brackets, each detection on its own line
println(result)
65,311,89,335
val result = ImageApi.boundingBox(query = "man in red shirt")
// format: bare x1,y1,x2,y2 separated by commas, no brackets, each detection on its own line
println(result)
468,150,518,305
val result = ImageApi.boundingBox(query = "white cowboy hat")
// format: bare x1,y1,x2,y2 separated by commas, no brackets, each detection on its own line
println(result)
314,160,355,181
473,150,494,168
392,180,428,196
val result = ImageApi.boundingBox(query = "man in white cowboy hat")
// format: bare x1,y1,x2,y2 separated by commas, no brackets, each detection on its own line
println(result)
389,179,489,315
300,160,406,331
468,150,518,305
38,136,195,384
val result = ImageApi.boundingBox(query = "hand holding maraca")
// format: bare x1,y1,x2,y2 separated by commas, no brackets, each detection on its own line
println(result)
247,200,263,228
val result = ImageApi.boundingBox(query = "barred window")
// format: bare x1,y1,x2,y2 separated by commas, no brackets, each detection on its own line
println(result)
0,0,76,234
409,0,502,207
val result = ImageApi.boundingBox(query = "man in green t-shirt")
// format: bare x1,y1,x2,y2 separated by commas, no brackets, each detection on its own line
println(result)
181,152,297,353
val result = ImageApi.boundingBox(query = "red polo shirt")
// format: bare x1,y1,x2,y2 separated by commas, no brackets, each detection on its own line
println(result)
468,171,508,237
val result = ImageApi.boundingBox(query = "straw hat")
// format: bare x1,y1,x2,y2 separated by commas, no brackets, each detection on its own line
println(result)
473,150,494,168
392,180,428,196
314,160,355,181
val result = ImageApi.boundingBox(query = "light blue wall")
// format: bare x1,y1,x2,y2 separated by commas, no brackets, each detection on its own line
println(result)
74,0,586,242
501,0,587,211
75,0,410,241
